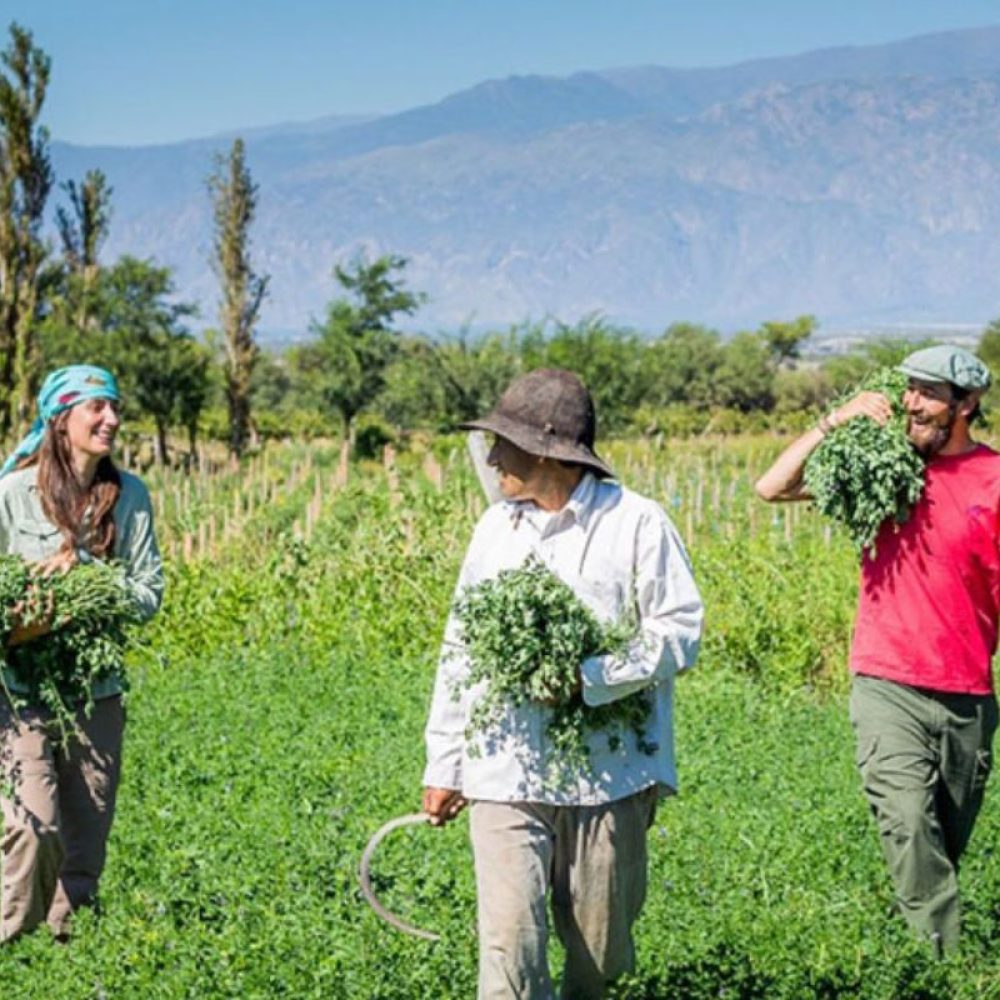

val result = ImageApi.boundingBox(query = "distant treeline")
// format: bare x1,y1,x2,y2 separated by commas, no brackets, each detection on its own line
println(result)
249,297,1000,455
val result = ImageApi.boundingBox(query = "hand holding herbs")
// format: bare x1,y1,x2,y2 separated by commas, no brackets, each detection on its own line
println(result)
804,368,925,556
0,554,140,728
452,556,652,779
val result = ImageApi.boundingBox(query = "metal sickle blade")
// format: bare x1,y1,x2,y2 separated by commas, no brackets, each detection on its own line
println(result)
358,812,441,942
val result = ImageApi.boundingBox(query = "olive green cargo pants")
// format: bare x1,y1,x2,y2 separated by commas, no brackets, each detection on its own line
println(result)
849,674,997,954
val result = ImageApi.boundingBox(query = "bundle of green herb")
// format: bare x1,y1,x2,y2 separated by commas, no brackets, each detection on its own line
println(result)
453,556,650,779
0,557,30,635
0,555,140,734
804,367,925,556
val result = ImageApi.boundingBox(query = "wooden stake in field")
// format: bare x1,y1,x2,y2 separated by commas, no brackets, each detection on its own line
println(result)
422,451,443,491
384,444,402,508
336,440,350,488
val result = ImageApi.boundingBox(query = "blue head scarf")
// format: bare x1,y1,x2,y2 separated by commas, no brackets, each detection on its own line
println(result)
0,365,121,478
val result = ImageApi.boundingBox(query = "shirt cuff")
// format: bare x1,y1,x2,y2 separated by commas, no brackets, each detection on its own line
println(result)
422,753,463,791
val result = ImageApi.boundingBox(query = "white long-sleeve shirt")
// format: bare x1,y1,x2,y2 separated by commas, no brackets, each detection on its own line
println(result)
423,473,703,805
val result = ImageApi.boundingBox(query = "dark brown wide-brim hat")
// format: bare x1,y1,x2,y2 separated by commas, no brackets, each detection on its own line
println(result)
460,368,615,479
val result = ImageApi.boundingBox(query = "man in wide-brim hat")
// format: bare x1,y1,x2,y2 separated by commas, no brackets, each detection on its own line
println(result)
422,368,703,999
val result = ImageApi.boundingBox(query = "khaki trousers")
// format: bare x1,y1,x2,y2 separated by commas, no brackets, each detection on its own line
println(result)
0,696,124,941
470,787,658,1000
850,674,997,954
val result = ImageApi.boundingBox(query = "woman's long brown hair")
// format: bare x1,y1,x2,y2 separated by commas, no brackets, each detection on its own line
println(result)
18,410,121,559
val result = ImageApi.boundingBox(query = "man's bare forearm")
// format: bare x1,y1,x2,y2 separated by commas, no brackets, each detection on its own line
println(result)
754,427,825,501
755,391,894,503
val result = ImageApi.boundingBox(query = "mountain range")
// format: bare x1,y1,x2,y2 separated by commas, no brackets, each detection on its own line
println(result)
49,25,1000,340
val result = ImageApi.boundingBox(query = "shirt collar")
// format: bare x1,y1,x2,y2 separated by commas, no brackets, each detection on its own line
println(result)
508,471,599,532
15,464,40,492
565,471,598,528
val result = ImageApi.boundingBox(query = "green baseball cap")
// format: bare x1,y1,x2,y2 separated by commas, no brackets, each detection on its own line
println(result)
897,345,991,391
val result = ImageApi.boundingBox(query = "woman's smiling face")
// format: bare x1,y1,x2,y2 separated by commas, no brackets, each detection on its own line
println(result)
64,396,122,462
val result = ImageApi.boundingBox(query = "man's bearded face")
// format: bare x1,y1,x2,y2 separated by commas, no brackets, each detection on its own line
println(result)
903,379,958,457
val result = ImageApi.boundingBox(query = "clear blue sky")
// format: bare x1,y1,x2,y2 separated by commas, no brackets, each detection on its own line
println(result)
6,0,1000,146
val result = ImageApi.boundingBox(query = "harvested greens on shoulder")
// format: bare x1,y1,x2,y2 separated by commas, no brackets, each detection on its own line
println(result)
804,367,925,557
452,555,652,781
0,555,141,735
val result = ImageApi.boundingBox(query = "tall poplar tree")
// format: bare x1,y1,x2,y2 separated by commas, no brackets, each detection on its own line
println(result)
208,138,268,462
0,23,53,435
56,168,112,334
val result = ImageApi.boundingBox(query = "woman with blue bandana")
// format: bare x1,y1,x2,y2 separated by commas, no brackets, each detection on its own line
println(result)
0,365,164,943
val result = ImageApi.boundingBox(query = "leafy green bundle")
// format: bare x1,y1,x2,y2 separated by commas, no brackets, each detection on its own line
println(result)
453,556,651,779
0,555,140,733
804,368,925,556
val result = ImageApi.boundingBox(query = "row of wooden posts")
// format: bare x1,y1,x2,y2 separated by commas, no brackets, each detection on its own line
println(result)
147,442,831,566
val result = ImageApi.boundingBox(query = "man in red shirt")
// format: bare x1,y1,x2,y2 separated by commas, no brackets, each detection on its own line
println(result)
755,345,998,955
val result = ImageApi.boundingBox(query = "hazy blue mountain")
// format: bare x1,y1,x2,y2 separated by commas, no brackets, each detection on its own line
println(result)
208,113,377,142
600,24,1000,114
48,25,1000,338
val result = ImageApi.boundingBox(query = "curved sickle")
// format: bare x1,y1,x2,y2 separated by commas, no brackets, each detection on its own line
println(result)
358,812,441,942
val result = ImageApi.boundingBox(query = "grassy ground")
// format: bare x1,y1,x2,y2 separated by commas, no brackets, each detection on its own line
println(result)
1,448,998,997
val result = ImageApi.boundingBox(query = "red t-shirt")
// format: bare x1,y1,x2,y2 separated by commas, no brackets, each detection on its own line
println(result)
850,443,1000,695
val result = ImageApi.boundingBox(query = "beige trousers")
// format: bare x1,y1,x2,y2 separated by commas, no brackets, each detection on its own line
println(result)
470,786,658,1000
0,696,124,941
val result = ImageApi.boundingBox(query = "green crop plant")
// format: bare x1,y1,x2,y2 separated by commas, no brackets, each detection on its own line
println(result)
0,556,140,736
452,556,651,782
804,368,925,555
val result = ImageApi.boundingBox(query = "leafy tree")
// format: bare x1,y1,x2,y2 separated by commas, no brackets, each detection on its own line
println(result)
516,316,648,432
55,168,112,334
821,337,937,397
820,351,876,396
39,169,114,362
208,138,268,463
173,337,213,459
378,329,522,430
0,23,53,434
861,337,930,369
250,348,293,413
645,322,722,408
133,331,212,464
713,331,775,412
544,317,649,431
773,367,833,414
292,254,424,441
70,256,205,465
427,329,523,425
760,314,816,365
977,319,1000,372
976,320,1000,412
104,258,200,463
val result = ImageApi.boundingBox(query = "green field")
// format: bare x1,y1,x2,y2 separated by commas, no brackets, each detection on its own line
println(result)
2,440,999,998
